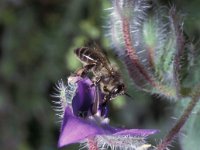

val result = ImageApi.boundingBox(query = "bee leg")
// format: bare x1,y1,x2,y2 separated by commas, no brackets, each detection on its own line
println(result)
95,77,102,85
103,94,111,102
75,63,96,77
102,86,112,104
91,77,102,115
90,76,102,88
91,84,100,115
75,68,86,77
84,63,96,70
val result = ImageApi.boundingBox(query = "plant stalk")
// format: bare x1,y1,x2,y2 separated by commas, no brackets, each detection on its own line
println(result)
87,137,98,150
157,92,200,150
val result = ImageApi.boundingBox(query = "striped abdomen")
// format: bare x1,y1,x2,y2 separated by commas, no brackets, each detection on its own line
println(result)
75,47,101,64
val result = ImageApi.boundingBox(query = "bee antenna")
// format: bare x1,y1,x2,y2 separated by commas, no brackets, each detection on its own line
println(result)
125,93,133,99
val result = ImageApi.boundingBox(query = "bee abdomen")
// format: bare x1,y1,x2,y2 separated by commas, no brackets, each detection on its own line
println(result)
75,47,99,64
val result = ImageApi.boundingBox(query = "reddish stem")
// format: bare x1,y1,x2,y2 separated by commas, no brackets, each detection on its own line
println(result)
114,0,156,88
87,137,98,150
122,17,157,88
147,46,155,69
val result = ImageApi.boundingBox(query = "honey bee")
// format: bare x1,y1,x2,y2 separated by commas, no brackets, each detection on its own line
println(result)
74,45,126,107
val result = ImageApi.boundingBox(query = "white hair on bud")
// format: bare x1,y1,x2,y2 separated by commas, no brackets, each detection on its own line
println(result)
80,135,154,150
52,78,78,121
95,135,153,150
106,0,151,59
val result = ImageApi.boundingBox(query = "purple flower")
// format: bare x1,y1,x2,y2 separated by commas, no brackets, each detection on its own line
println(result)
55,76,158,149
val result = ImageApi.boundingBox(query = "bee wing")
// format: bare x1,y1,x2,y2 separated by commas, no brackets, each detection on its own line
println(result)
92,44,111,64
92,45,113,73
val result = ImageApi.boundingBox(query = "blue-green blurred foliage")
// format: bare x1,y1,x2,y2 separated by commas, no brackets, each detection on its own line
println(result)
0,0,103,149
0,0,199,150
175,98,200,150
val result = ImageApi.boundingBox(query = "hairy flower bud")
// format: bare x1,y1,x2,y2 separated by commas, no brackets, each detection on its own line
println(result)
106,0,194,99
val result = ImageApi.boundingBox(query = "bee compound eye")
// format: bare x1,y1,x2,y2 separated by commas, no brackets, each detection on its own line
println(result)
112,84,124,95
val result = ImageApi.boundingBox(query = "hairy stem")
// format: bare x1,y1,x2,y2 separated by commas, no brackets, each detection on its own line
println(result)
114,0,156,87
122,18,156,87
87,137,98,150
157,92,200,150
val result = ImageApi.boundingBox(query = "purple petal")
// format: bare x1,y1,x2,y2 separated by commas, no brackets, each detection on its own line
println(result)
58,107,112,148
58,107,158,148
113,129,159,137
101,125,158,137
72,77,95,117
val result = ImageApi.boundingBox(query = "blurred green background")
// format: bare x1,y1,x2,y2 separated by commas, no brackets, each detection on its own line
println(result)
0,0,199,150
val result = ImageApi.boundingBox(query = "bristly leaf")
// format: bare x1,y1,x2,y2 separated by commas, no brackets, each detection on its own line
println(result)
169,6,185,97
180,40,200,96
